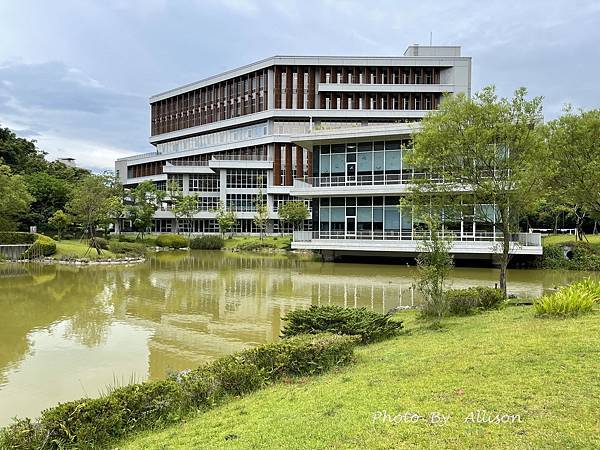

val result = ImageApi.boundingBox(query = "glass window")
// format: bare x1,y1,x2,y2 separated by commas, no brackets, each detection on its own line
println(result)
385,150,401,172
320,154,330,175
358,152,372,173
358,142,372,152
373,152,384,173
331,154,345,175
384,207,400,231
332,144,345,154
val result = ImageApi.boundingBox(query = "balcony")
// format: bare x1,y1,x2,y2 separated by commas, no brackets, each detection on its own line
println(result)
317,82,456,94
209,154,273,169
291,174,439,196
162,160,215,174
292,231,543,256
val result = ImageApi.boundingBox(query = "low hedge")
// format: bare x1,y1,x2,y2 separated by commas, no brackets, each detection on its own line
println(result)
281,305,404,343
0,231,36,245
155,234,188,249
0,333,357,449
190,235,224,250
108,241,146,257
445,286,505,316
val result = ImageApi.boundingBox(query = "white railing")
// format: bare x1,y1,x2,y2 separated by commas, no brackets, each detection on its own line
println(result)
211,154,269,161
166,160,209,166
294,230,542,246
294,173,443,188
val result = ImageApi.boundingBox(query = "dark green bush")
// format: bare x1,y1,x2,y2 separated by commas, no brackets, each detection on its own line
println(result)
281,305,404,343
445,287,505,315
117,234,137,243
89,237,109,250
156,234,188,249
141,236,158,247
1,334,356,449
108,241,146,257
190,235,225,250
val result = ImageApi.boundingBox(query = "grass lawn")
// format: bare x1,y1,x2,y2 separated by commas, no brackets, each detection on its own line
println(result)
52,239,116,259
121,307,600,449
223,235,292,250
543,234,600,246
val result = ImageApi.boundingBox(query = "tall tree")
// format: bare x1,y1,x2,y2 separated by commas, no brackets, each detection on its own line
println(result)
546,108,600,240
407,86,548,296
0,126,47,174
0,164,33,231
67,174,119,254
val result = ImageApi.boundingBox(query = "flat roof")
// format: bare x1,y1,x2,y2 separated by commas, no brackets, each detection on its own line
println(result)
150,46,468,102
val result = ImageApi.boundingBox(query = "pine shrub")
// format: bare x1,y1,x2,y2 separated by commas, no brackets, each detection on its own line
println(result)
445,287,505,316
281,305,404,343
155,234,188,249
189,235,224,250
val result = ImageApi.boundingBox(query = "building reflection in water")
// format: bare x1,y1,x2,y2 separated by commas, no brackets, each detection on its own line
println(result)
0,251,597,425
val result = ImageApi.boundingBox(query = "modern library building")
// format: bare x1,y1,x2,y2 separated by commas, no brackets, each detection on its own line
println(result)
115,45,542,258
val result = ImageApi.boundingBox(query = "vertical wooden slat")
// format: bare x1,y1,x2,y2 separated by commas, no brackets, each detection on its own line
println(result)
285,66,293,108
295,146,303,179
274,66,281,109
285,143,293,185
297,66,304,109
308,67,315,108
273,144,281,186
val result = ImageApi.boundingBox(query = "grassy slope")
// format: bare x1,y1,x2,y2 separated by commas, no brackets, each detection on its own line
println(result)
52,239,116,259
543,234,600,246
122,307,600,449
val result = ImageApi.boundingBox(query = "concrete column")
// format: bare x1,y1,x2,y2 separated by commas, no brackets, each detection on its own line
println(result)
219,169,227,206
182,174,190,194
267,68,274,110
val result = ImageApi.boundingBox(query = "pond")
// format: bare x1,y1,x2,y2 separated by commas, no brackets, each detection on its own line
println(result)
0,251,597,426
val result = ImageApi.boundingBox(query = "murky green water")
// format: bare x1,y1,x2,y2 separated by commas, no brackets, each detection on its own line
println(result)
0,251,597,425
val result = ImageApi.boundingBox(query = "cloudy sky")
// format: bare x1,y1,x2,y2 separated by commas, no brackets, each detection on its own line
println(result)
1,0,599,171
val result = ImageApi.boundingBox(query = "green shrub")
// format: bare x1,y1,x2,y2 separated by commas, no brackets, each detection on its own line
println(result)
540,242,600,271
237,240,278,251
108,241,146,257
0,334,356,449
89,237,109,250
281,305,404,343
190,235,224,250
0,231,35,245
118,234,137,243
534,283,597,317
141,236,158,247
22,234,57,258
445,286,506,316
573,279,600,302
156,234,188,249
177,333,357,409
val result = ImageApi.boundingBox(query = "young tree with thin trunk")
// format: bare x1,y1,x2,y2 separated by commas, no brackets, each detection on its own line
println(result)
213,200,237,238
126,181,164,239
407,86,548,297
278,201,309,232
252,178,268,240
173,195,200,239
48,210,72,240
67,174,119,255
